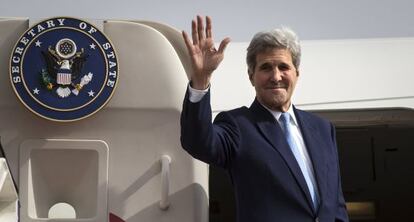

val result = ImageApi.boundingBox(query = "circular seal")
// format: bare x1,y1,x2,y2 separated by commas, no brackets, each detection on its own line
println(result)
9,17,119,122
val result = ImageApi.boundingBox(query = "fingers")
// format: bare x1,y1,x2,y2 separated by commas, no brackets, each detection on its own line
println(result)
191,19,198,45
197,15,205,41
191,15,213,44
186,15,225,51
218,37,231,54
206,16,212,39
182,31,193,52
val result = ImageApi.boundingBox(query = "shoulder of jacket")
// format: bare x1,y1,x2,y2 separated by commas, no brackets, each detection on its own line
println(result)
295,108,332,126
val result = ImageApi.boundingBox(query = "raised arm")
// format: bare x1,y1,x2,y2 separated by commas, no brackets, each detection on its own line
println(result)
182,15,230,90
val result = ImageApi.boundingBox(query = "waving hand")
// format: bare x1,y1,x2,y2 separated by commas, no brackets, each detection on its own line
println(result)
182,15,231,90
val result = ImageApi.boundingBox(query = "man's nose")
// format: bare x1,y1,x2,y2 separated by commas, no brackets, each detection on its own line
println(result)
271,67,283,81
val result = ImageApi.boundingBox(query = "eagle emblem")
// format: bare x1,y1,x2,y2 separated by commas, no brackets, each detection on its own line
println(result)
41,38,91,98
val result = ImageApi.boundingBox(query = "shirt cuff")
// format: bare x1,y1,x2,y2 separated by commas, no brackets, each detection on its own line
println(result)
188,83,209,103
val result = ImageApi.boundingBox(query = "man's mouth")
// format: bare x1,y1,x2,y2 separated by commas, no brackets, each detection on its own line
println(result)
268,84,287,90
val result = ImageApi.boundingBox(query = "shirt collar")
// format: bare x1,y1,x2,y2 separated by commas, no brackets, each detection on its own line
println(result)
260,102,298,126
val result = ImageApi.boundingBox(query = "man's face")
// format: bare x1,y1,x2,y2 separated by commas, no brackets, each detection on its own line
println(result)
249,48,299,112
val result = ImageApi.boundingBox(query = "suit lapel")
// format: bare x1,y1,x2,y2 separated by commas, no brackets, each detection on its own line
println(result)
250,100,315,212
294,108,329,213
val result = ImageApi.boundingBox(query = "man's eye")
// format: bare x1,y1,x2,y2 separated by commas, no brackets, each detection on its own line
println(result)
260,64,272,71
278,64,290,71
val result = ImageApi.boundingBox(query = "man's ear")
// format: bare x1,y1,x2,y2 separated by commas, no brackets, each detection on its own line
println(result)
248,70,255,86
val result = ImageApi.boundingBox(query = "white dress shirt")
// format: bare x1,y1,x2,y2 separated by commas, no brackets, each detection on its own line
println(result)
262,103,320,207
188,84,209,103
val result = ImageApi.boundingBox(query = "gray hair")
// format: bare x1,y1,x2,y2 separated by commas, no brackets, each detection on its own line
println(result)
246,27,301,74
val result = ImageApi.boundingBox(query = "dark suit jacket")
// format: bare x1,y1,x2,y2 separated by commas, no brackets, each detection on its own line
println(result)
181,90,349,222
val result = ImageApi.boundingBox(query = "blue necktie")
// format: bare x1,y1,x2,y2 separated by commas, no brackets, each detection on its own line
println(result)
279,112,319,209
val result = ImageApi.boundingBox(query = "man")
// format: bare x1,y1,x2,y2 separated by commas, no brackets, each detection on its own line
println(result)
180,15,349,222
